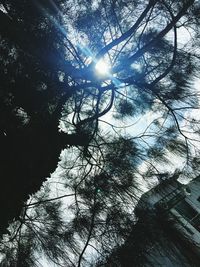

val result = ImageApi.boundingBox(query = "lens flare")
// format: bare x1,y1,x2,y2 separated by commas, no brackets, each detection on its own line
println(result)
95,60,110,75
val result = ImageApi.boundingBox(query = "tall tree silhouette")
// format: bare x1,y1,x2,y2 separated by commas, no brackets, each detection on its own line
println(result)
0,0,200,265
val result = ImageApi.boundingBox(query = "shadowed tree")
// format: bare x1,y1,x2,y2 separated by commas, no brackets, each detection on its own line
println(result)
1,0,200,266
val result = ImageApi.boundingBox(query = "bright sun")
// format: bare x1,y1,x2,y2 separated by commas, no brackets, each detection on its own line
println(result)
95,59,110,76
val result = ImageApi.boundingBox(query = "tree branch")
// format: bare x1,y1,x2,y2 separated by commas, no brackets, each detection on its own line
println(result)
94,0,157,61
24,193,75,208
114,0,194,73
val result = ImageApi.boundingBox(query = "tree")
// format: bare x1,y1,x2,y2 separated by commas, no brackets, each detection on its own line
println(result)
0,0,200,266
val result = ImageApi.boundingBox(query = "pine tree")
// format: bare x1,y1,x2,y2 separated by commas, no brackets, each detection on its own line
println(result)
1,0,200,265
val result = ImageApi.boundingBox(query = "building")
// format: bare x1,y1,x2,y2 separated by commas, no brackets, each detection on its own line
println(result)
136,175,200,257
103,176,200,266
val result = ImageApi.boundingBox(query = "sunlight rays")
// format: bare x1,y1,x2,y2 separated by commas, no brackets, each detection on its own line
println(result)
95,59,110,76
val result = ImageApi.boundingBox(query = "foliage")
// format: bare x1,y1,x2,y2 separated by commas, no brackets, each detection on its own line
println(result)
1,0,200,266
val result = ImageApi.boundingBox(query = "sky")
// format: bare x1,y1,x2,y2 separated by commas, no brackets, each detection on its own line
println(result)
1,1,200,266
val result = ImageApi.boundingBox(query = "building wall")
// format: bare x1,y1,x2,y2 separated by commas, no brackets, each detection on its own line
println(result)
134,176,200,266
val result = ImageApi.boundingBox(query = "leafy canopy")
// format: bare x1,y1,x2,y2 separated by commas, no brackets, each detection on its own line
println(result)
1,0,200,266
